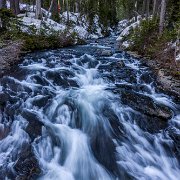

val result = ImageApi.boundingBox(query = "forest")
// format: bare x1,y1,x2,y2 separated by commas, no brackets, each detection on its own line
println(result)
0,0,180,180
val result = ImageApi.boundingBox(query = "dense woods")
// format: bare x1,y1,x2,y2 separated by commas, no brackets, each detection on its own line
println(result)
0,1,179,27
0,0,179,31
0,0,179,54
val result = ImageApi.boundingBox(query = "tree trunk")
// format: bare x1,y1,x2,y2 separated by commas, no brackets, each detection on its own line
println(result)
45,0,53,20
146,0,150,19
156,0,162,16
10,0,15,14
134,1,138,21
159,0,167,35
0,0,6,8
75,1,78,13
15,0,20,15
35,0,42,19
153,0,157,16
9,0,20,15
0,0,6,30
51,0,59,22
66,0,69,24
142,0,147,18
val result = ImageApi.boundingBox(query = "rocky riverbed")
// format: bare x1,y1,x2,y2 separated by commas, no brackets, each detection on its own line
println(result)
0,36,179,179
127,51,180,100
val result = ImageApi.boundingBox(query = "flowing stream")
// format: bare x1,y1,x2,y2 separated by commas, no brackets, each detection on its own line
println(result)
0,37,180,180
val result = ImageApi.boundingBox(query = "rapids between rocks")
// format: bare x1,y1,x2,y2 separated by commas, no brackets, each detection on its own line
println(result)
0,37,180,180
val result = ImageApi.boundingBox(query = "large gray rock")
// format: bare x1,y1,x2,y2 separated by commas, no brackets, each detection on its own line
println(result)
121,90,173,120
97,49,113,56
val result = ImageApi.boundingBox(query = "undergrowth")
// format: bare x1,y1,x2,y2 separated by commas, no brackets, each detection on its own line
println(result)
0,9,85,52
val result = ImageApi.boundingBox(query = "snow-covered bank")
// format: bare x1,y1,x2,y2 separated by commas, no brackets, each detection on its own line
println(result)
116,16,143,49
17,11,111,40
9,3,114,40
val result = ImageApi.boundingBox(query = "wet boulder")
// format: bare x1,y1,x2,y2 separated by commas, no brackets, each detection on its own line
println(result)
133,112,168,133
0,92,10,106
139,71,155,84
166,126,180,159
32,95,51,108
22,109,43,140
14,145,41,179
45,71,78,88
101,50,113,56
98,61,125,71
96,49,113,57
79,54,99,68
121,90,173,120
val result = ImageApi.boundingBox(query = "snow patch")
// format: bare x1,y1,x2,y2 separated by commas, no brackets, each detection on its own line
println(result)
116,20,140,41
176,54,180,61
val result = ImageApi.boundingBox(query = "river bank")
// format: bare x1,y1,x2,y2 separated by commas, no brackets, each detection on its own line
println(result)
0,34,86,78
0,40,24,78
127,51,180,100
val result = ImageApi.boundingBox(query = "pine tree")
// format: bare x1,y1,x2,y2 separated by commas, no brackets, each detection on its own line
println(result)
0,0,6,9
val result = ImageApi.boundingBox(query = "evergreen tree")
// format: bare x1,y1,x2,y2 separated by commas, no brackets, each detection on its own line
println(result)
0,0,6,9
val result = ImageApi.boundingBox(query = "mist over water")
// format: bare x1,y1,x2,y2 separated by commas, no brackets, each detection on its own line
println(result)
0,37,179,180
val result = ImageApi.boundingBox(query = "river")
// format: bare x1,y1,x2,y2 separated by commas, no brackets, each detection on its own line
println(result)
0,36,179,179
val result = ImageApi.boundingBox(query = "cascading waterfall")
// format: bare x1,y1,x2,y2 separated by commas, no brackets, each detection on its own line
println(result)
0,37,179,180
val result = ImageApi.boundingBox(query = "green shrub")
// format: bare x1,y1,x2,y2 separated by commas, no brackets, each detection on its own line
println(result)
0,8,14,31
128,18,159,54
127,18,178,58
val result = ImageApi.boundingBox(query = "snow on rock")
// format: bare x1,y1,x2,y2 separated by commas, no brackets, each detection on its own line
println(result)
18,10,106,39
73,26,88,39
6,2,113,40
116,20,140,41
176,54,180,61
116,19,129,34
122,41,130,48
61,13,104,39
116,15,143,41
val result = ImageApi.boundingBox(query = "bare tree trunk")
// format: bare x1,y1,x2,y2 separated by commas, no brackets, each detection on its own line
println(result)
153,0,157,16
15,0,20,15
45,0,53,20
75,1,78,13
146,0,150,19
142,0,147,18
35,0,42,19
156,0,162,16
66,0,69,24
0,0,6,8
33,0,35,12
0,17,2,29
10,0,15,14
0,0,6,29
51,0,59,22
159,0,167,35
134,1,139,21
9,0,20,15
